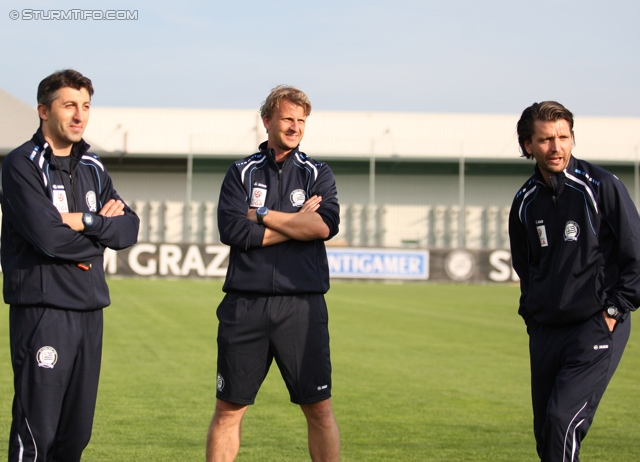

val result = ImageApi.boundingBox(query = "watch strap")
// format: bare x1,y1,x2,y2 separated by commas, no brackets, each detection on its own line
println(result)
606,305,622,321
82,213,94,230
256,207,268,226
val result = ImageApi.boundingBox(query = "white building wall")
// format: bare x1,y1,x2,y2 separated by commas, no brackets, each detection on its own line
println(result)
85,107,640,163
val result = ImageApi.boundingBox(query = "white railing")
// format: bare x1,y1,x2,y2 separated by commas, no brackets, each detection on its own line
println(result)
128,201,511,249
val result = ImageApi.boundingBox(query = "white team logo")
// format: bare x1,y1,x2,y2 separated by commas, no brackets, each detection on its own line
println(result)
217,373,225,391
52,185,69,213
86,191,97,212
564,221,580,242
290,189,306,207
36,346,58,369
250,187,267,208
536,225,549,247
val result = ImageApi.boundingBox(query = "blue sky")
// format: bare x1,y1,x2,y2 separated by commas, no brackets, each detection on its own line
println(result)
2,0,639,116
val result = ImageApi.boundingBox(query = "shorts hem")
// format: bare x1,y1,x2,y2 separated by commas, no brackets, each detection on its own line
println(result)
292,393,332,405
216,395,256,406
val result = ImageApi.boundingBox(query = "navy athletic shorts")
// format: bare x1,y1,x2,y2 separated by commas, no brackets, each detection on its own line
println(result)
215,292,332,405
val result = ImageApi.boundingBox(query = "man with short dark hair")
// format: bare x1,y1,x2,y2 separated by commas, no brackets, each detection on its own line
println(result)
206,85,341,462
509,101,640,461
1,69,139,461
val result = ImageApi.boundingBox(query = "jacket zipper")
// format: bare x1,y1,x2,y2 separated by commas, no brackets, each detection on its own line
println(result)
271,164,283,293
548,184,560,312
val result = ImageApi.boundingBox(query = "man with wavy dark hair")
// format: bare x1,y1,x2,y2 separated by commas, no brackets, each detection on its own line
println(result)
206,85,340,461
509,101,640,461
1,69,139,461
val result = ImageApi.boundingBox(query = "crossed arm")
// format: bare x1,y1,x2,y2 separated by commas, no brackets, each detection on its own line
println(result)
245,195,330,247
60,199,125,231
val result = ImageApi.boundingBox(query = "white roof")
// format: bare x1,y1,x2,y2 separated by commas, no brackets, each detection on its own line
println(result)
0,89,38,154
84,106,640,163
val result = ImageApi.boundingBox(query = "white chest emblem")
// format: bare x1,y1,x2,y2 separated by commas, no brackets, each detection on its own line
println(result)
86,191,97,212
290,189,306,207
536,225,548,247
52,185,69,213
250,186,267,208
564,221,580,242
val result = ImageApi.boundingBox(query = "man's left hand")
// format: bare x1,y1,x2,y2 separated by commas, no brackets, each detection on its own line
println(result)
603,311,617,332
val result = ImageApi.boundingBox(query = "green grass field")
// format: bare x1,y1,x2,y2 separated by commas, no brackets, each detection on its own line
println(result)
1,279,639,461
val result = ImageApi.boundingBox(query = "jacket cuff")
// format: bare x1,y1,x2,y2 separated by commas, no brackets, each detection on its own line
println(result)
316,209,338,240
81,214,104,236
249,223,266,248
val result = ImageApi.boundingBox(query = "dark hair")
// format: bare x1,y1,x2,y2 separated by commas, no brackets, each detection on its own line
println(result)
260,85,311,120
516,101,574,159
37,69,94,110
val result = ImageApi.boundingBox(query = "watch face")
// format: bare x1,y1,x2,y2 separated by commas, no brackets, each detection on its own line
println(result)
257,207,268,216
607,307,617,316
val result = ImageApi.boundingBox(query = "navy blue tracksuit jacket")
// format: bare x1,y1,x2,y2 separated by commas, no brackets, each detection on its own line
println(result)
0,129,139,310
509,155,640,324
218,143,340,295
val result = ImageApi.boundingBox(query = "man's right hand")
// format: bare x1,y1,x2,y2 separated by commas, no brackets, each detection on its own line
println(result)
299,195,322,213
99,199,125,217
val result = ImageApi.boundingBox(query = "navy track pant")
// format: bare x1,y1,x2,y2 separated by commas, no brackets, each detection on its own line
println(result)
528,311,630,462
8,307,103,462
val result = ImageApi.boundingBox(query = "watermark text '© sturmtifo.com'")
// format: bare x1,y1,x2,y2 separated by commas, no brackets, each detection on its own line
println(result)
9,10,138,20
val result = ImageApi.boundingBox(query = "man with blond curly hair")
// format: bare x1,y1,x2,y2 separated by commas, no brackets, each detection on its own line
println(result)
206,86,341,462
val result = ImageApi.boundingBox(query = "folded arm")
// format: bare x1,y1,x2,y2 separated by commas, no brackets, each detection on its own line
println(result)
246,195,329,246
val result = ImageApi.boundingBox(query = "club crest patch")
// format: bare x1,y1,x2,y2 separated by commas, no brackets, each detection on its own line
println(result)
86,191,97,212
36,346,58,369
217,373,225,391
290,189,306,207
250,186,267,208
564,221,580,242
536,225,548,247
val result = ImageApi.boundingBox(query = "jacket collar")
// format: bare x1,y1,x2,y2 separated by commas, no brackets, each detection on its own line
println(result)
32,128,91,165
533,155,576,196
258,141,300,166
